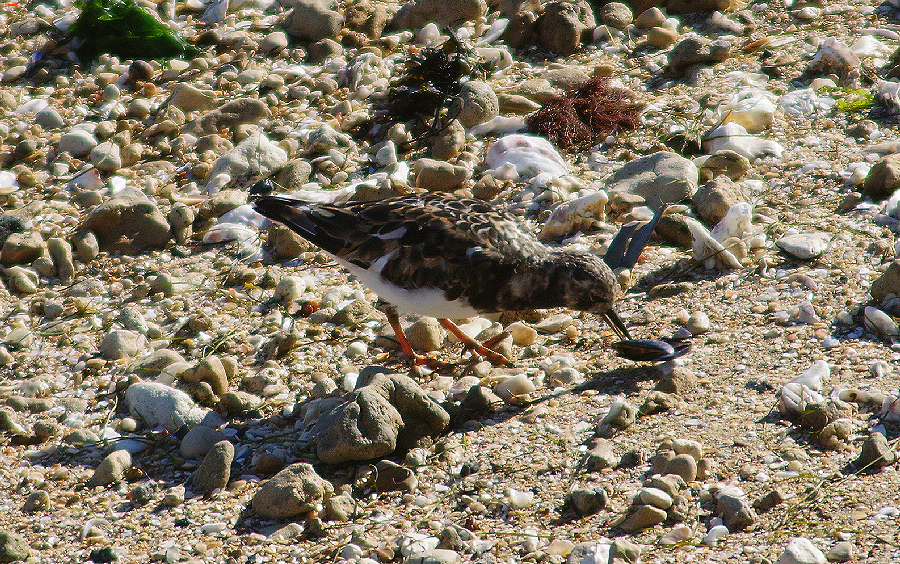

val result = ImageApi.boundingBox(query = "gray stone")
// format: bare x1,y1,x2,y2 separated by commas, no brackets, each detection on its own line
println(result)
536,0,596,56
0,531,30,562
391,0,486,30
90,449,132,486
430,119,466,160
584,437,619,470
777,538,826,564
22,490,49,512
192,440,234,494
47,237,74,284
323,493,356,521
502,11,537,49
198,189,247,220
274,159,313,191
805,38,860,86
125,381,224,433
646,474,686,497
449,81,499,128
99,329,147,359
282,0,343,42
59,128,98,157
776,232,831,260
35,107,64,129
752,488,785,512
0,231,44,266
599,2,632,29
413,158,472,191
716,492,757,531
611,538,642,563
668,36,732,72
406,318,446,352
73,230,100,263
825,541,853,562
183,98,268,137
664,453,697,482
168,202,194,246
639,487,673,509
871,259,900,303
692,176,744,225
700,150,750,181
310,371,450,464
408,549,461,564
635,7,665,28
620,504,667,533
330,299,375,326
80,187,171,253
169,83,217,112
251,462,333,520
305,124,351,156
180,425,227,459
260,31,289,53
89,141,122,172
205,134,287,192
607,151,699,210
863,153,900,201
569,487,608,516
854,431,897,472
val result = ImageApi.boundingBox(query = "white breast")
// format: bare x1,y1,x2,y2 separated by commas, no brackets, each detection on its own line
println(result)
331,254,480,319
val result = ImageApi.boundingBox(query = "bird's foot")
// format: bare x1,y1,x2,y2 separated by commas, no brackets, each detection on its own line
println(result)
439,319,513,367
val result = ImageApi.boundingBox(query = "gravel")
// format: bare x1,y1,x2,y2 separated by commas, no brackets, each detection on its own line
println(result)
3,0,900,562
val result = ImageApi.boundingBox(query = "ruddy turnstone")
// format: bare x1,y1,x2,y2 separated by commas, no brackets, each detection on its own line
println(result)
253,192,670,366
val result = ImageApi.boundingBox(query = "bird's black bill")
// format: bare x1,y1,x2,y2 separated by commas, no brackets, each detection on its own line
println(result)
604,206,665,270
601,309,632,341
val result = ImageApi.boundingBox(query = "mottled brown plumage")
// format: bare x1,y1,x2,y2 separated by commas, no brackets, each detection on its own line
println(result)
253,193,622,322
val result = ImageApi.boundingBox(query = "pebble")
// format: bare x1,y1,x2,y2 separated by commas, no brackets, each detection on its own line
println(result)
180,425,226,459
251,463,334,519
776,232,831,260
406,318,446,352
777,538,826,564
825,541,853,562
620,505,667,533
192,440,234,495
90,449,132,486
664,454,698,483
854,431,897,471
702,524,729,547
125,381,224,433
0,531,30,562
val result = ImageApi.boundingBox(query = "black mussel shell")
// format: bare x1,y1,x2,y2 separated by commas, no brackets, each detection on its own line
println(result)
612,338,691,362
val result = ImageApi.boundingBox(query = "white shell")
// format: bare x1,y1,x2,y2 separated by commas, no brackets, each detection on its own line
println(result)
539,190,609,241
485,134,568,180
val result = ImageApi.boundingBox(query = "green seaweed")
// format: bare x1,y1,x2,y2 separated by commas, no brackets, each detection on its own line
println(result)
70,0,198,61
822,87,874,114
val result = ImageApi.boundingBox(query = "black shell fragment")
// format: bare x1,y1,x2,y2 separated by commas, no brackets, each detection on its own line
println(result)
612,338,691,362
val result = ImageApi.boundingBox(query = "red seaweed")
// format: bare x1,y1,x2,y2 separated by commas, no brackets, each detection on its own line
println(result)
526,78,642,149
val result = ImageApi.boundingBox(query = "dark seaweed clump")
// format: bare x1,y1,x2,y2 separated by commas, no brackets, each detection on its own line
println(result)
526,78,643,149
364,36,486,142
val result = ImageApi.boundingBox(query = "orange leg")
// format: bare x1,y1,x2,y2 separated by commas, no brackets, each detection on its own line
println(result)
438,318,512,367
384,307,453,370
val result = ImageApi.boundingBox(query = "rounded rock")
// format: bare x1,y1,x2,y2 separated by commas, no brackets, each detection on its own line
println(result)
192,440,234,495
664,454,698,482
450,81,499,128
777,537,826,564
90,449,132,486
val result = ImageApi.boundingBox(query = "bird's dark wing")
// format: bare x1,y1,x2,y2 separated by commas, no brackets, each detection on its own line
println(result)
253,193,546,269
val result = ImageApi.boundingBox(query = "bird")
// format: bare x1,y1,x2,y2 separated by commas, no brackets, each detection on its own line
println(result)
252,191,666,367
